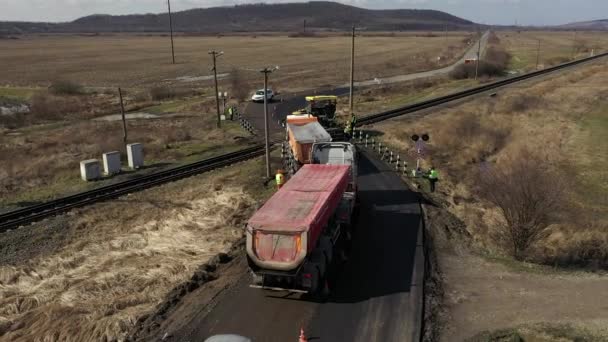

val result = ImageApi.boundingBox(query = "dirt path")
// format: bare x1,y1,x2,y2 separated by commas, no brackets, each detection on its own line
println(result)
424,205,608,341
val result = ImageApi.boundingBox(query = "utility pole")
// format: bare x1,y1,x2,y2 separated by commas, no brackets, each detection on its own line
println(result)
444,24,448,44
260,66,279,179
167,0,175,64
535,39,541,70
474,27,481,80
303,19,307,33
572,30,578,59
349,25,355,116
209,50,223,128
118,87,128,145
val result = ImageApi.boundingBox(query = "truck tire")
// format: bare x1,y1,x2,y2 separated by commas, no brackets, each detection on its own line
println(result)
310,250,327,277
318,236,333,266
302,263,320,293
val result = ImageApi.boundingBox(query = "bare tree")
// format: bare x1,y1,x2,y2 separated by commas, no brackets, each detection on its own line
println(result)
476,148,566,260
229,68,249,102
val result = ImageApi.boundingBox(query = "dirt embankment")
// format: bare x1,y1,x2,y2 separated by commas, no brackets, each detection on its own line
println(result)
0,157,272,342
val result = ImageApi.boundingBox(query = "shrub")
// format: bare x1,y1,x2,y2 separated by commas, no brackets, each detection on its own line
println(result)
29,92,83,121
49,80,84,95
149,86,194,101
487,31,501,45
450,61,506,79
506,94,540,112
450,46,511,80
229,68,250,102
475,149,566,260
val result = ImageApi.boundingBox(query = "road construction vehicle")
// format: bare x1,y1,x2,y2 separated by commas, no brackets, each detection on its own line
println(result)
292,95,338,127
246,164,356,296
282,114,332,175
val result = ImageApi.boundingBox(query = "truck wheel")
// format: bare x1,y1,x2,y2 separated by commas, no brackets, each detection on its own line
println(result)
302,263,320,293
318,236,333,266
310,250,327,277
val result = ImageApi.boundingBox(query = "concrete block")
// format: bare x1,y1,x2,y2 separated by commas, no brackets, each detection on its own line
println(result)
102,151,121,175
127,143,144,169
80,159,101,181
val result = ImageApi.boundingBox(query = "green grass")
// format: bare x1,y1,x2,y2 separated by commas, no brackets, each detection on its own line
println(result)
0,86,39,100
349,78,478,116
143,97,207,115
2,120,257,208
572,105,608,219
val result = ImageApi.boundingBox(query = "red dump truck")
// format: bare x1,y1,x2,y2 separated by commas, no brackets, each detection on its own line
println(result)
246,164,355,295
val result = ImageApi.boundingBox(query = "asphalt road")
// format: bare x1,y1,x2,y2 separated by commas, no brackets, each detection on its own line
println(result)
170,149,423,341
243,32,490,134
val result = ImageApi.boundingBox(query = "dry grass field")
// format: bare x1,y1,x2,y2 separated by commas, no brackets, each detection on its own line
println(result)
499,31,608,71
370,60,608,267
361,58,608,341
0,32,473,206
0,154,275,341
0,33,471,90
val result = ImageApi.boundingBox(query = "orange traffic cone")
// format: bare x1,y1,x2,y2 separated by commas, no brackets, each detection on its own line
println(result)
299,327,308,342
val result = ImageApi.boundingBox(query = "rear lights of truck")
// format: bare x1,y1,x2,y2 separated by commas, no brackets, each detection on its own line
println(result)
253,232,302,263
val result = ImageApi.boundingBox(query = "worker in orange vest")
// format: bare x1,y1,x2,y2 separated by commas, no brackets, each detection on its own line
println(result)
275,169,286,190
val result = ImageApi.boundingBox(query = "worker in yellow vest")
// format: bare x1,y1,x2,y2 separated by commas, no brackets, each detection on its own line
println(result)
427,166,439,192
275,169,286,190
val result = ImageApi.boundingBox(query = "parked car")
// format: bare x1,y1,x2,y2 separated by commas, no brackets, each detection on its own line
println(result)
251,89,274,102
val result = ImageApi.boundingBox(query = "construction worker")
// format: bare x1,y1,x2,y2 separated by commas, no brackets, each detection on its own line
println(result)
427,166,439,193
275,169,286,190
344,114,357,139
227,106,234,120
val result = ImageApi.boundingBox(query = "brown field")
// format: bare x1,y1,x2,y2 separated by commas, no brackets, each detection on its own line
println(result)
0,154,275,341
499,30,608,71
361,58,608,340
0,32,473,206
372,60,608,265
0,33,471,90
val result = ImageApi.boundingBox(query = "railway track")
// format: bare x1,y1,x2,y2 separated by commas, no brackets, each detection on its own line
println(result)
358,51,608,125
2,52,607,231
0,143,271,232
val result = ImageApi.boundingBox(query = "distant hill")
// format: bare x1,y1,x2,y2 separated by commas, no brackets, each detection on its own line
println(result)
559,19,608,30
0,1,475,34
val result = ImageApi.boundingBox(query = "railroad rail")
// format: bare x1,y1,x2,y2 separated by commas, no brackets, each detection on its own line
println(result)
358,51,608,125
2,52,607,231
0,143,272,232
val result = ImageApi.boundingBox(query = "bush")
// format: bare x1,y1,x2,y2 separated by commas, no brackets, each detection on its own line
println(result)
229,68,250,102
49,80,84,95
450,61,506,79
506,94,540,112
450,46,511,80
149,86,194,101
475,149,566,260
29,92,82,121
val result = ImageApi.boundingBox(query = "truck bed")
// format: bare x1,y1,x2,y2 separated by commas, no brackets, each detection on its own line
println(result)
248,164,350,250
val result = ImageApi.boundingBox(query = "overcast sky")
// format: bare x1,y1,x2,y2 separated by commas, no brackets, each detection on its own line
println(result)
2,0,607,25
